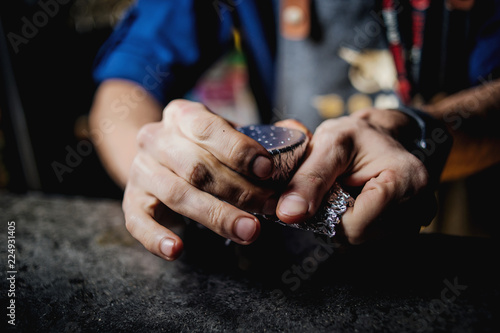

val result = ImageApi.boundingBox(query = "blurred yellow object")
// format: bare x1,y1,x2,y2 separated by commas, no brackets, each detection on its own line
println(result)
233,29,242,52
347,93,372,114
312,94,344,118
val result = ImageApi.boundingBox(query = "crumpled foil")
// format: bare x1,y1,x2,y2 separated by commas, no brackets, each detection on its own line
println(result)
264,183,355,237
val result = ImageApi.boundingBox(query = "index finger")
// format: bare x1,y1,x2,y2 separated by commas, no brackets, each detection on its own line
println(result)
164,100,274,179
340,169,398,244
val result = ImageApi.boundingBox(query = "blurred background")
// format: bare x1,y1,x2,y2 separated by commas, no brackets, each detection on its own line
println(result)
0,0,132,198
0,0,257,200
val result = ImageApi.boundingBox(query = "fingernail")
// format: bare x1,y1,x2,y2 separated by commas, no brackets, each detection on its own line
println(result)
253,156,273,178
234,217,257,242
279,194,309,217
160,238,175,258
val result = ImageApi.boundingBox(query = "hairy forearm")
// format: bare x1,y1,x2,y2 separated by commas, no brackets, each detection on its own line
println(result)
422,79,500,181
89,79,163,188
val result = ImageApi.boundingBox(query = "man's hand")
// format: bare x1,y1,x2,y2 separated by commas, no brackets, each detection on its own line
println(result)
123,100,278,260
276,109,436,244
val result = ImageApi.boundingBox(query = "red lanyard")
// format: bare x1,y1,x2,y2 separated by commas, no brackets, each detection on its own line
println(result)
410,0,430,87
382,0,429,105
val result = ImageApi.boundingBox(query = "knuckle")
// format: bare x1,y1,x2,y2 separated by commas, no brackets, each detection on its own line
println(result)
128,154,149,184
314,120,334,137
315,121,356,165
317,115,361,133
379,167,398,183
188,162,214,189
350,108,372,120
365,172,396,204
136,122,159,149
164,179,190,208
166,100,221,142
226,185,271,212
333,129,356,149
164,99,209,129
164,99,191,117
227,139,253,170
150,172,167,194
151,173,177,204
411,158,429,188
191,117,220,142
235,188,253,208
399,153,430,197
304,169,329,191
330,133,355,166
206,202,226,235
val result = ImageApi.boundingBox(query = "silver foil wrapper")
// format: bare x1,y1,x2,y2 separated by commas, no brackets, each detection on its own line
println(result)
268,183,355,237
238,125,355,237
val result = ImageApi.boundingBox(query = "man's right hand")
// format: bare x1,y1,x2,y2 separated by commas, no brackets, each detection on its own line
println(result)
122,99,278,260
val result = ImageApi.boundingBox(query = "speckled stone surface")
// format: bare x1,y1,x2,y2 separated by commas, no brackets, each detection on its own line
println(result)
0,191,499,332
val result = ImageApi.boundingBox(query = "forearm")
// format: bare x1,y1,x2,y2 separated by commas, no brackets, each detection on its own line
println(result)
422,79,500,181
89,79,163,188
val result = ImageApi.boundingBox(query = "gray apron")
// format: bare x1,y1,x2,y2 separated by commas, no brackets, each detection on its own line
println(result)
274,0,400,131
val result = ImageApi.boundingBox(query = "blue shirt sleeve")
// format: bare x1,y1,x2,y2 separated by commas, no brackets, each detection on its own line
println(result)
93,0,234,105
469,0,500,84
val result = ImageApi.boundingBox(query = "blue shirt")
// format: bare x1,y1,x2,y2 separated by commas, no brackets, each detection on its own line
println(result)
93,0,500,121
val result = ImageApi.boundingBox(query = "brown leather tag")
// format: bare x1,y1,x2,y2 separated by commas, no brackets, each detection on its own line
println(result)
446,0,475,11
280,0,311,40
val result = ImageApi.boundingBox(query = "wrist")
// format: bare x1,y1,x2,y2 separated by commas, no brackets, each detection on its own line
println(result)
352,108,420,148
352,107,453,185
392,106,453,184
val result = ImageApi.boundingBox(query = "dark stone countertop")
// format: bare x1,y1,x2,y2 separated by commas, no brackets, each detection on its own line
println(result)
0,191,499,332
